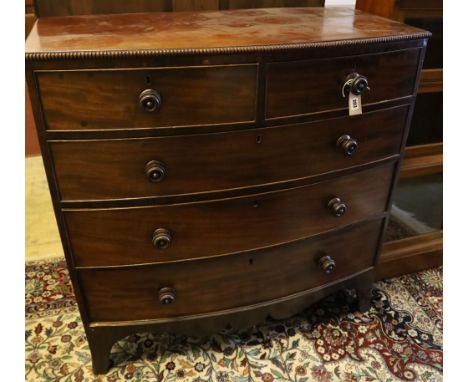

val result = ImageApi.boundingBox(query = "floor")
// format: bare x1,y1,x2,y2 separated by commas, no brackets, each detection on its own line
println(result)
25,155,63,261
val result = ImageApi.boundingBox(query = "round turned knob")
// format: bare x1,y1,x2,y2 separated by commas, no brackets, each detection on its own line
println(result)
139,89,162,112
319,255,336,274
145,160,166,183
342,73,370,97
158,287,176,305
152,228,172,249
328,197,347,217
336,134,359,156
350,75,369,95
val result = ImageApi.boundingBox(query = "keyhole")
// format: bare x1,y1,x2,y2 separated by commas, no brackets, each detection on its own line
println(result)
145,75,151,85
252,200,259,208
249,258,254,265
256,135,262,144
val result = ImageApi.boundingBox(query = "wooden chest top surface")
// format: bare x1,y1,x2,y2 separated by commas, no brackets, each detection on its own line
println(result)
25,7,428,58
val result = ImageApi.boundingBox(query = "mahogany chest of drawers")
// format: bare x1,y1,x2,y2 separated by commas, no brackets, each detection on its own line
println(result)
25,7,429,374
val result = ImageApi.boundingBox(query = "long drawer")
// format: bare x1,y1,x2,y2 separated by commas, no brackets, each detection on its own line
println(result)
79,219,383,322
79,220,381,321
36,64,258,130
266,49,420,119
65,163,393,267
51,105,407,201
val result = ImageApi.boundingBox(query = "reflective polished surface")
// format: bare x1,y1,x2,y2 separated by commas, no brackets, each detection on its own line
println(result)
26,7,427,55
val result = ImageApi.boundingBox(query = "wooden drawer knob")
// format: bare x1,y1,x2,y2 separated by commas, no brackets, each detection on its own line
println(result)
328,197,347,217
342,73,370,96
139,89,162,112
152,228,172,249
318,255,336,274
336,134,358,156
158,287,176,305
145,160,166,183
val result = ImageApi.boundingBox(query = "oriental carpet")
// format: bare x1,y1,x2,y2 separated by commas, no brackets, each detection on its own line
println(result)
25,258,442,382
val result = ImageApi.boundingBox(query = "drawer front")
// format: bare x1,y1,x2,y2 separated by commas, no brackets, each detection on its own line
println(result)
266,49,420,119
37,65,257,130
79,219,383,322
52,105,407,201
66,164,393,267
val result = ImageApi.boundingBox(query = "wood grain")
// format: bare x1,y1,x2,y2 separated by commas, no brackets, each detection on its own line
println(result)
418,68,443,93
266,49,420,119
172,0,219,11
79,219,382,322
34,0,324,17
355,0,396,18
65,164,393,267
220,0,324,9
85,267,374,375
25,8,428,57
377,230,442,279
51,106,407,201
37,65,257,130
400,142,442,178
34,0,172,17
26,0,36,36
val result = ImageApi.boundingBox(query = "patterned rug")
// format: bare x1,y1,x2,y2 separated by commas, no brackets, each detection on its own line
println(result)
25,258,443,382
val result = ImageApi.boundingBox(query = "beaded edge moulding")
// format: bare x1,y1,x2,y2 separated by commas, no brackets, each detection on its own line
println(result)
25,32,431,61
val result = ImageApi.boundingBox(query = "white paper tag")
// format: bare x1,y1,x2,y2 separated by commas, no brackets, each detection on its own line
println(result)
348,93,362,116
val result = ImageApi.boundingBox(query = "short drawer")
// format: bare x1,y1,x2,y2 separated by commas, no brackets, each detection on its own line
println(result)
65,164,393,267
79,219,383,322
266,49,420,119
36,64,257,130
52,105,407,201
